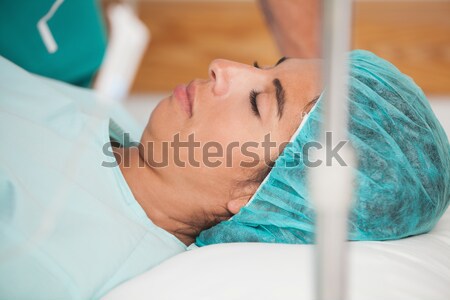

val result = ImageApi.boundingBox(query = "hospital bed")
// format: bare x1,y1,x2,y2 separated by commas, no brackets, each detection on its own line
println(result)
104,203,450,300
1,56,448,300
100,93,450,300
2,1,448,299
104,2,449,298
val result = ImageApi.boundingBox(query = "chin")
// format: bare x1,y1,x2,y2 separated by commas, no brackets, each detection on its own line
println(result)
144,97,184,142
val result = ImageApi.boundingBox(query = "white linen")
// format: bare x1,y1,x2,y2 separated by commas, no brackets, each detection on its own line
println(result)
103,207,450,300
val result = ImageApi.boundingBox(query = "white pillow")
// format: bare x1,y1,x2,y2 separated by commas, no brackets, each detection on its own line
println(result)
103,207,450,300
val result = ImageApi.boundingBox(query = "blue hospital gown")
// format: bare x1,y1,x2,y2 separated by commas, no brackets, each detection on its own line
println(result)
0,57,186,300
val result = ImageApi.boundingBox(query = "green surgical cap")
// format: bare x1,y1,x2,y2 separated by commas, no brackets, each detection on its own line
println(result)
196,50,450,245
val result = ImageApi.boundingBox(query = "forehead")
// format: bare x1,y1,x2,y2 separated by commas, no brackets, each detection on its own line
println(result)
276,58,322,87
275,58,322,129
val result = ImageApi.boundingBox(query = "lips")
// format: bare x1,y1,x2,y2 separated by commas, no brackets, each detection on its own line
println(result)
173,82,195,117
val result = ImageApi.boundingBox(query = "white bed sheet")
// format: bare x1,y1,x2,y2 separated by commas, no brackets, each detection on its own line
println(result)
103,208,450,300
104,98,450,300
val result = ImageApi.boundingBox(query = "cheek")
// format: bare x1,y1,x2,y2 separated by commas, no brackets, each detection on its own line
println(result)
189,118,265,174
145,98,186,141
197,113,263,153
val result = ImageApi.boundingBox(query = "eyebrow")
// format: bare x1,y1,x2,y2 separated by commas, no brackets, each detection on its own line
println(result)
275,56,288,66
273,78,286,119
253,57,289,69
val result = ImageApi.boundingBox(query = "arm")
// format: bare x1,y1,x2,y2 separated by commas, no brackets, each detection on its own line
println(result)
258,0,321,58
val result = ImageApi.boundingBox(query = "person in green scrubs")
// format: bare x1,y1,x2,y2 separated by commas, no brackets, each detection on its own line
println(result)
0,0,107,87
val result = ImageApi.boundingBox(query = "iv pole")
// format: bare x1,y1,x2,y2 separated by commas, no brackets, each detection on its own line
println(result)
309,0,356,299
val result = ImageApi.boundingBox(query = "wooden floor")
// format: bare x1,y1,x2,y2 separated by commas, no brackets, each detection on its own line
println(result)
127,1,450,96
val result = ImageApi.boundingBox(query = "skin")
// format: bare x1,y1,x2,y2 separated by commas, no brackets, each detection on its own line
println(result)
259,0,321,58
114,58,322,245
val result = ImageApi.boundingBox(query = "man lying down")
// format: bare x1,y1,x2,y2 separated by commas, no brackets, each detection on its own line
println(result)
0,50,449,300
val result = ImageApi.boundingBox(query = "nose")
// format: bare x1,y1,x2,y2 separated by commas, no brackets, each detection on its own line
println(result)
208,59,255,96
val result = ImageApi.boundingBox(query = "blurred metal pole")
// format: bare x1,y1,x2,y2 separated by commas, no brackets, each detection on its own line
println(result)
309,0,356,300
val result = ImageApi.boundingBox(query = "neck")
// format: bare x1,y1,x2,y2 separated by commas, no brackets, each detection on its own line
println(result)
113,146,201,246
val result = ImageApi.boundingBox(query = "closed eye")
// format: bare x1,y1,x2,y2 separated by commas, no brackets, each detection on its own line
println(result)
249,89,260,117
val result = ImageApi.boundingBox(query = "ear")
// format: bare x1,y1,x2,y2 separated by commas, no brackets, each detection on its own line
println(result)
226,198,249,215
